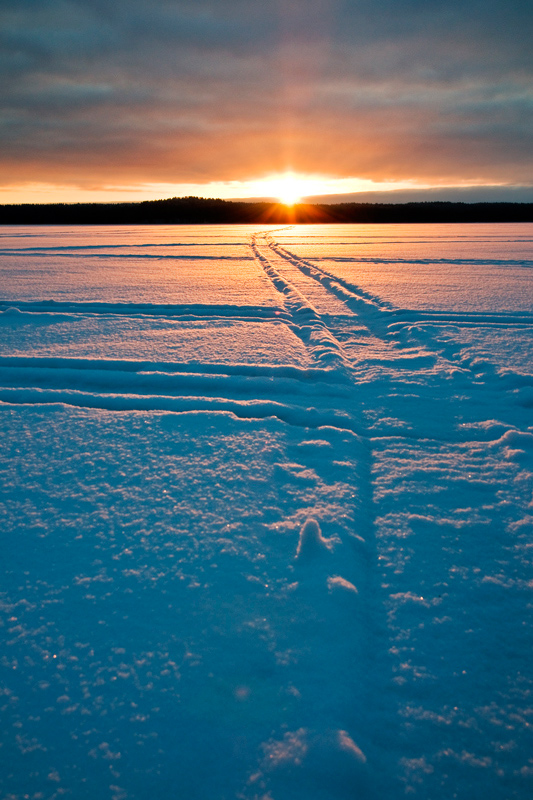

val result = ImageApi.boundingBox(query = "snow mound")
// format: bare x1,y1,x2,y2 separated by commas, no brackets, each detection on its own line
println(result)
327,575,358,594
295,518,333,562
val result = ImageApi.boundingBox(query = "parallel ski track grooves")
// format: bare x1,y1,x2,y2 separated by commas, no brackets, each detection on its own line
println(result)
4,228,521,794
258,231,533,433
0,300,288,320
0,252,253,261
388,312,533,328
264,236,533,387
0,387,361,435
0,243,247,251
251,230,397,790
251,229,533,787
251,234,354,372
0,233,355,426
267,234,394,329
267,237,533,333
262,235,533,798
311,256,533,267
0,356,344,383
0,365,352,401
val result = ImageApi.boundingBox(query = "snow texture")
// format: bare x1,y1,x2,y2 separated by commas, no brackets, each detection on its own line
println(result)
1,223,532,800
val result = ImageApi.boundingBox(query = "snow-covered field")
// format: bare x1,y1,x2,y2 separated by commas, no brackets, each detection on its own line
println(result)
1,223,532,800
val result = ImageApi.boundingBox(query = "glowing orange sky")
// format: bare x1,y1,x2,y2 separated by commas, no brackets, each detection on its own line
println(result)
1,0,531,204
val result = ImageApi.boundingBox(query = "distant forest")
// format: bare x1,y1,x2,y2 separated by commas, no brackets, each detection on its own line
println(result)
1,196,533,224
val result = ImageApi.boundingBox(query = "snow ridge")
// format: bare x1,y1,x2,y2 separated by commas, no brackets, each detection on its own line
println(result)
0,300,287,319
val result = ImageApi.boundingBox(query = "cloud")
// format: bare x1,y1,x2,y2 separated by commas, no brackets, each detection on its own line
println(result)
0,0,532,194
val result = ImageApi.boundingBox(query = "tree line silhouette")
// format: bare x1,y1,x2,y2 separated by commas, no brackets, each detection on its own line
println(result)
1,196,532,224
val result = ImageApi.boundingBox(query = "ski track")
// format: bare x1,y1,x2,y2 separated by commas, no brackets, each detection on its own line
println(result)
1,225,532,800
250,230,533,798
0,300,288,319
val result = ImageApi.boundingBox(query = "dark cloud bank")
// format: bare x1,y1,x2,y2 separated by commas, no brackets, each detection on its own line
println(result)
1,0,532,197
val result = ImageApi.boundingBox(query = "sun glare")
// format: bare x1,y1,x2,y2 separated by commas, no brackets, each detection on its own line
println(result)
275,174,302,206
245,171,319,206
0,175,479,206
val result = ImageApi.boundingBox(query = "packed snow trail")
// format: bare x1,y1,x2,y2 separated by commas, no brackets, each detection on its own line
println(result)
1,223,532,800
268,225,533,797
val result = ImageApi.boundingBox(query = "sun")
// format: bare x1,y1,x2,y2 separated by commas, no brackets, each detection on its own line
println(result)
274,173,302,206
244,171,334,205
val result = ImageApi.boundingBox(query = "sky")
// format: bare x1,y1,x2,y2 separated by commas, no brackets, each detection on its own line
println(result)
1,0,532,204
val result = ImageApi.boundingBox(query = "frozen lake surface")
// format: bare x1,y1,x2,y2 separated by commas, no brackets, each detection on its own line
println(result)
1,223,532,800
